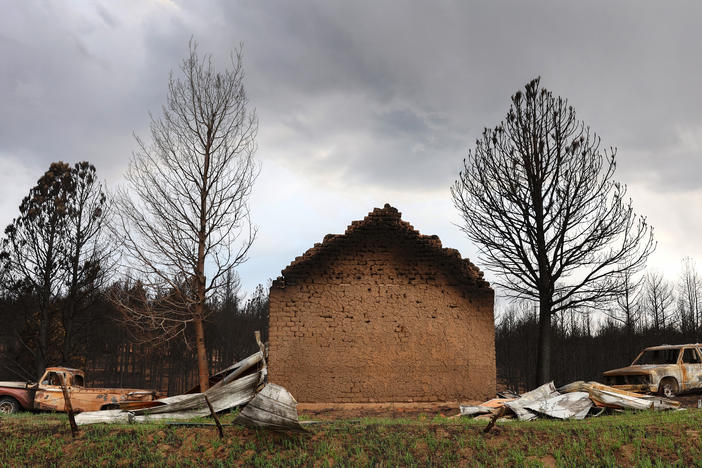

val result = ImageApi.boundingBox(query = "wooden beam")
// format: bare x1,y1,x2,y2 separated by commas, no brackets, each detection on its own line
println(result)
203,394,224,439
59,374,79,437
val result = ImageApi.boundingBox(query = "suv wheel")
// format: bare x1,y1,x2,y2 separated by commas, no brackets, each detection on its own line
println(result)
0,397,20,415
658,377,679,398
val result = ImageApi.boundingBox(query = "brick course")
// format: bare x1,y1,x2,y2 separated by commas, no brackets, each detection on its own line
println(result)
269,204,496,403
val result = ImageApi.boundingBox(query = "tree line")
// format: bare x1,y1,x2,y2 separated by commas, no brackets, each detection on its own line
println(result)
496,258,702,390
0,260,269,394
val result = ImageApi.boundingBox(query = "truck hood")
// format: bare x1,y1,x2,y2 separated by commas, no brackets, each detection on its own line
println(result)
603,365,676,376
0,381,29,389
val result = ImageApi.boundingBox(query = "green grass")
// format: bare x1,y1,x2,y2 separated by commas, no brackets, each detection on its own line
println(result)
2,409,702,467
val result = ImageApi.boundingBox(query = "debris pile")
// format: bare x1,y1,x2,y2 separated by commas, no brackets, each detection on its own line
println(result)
460,381,680,423
75,347,306,432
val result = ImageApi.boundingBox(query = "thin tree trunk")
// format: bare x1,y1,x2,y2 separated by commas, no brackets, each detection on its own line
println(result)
535,299,552,386
194,145,211,392
194,316,209,392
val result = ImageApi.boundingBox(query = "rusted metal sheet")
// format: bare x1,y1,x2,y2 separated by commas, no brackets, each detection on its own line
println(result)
234,383,306,432
559,381,679,410
480,397,515,408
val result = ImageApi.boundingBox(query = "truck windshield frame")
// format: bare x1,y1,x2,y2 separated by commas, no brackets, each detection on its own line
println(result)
633,349,680,365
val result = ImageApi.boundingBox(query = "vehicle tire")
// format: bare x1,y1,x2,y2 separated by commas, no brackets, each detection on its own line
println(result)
0,397,20,415
658,377,679,398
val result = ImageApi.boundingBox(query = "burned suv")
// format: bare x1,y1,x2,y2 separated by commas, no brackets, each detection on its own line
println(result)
603,344,702,398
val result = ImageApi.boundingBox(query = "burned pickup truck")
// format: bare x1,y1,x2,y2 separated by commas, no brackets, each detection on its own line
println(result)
0,366,163,415
603,344,702,398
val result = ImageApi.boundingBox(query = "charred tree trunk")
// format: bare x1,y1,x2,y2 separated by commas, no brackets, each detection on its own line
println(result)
535,299,552,386
194,316,209,392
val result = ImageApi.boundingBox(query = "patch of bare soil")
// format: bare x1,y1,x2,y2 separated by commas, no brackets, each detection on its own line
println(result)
617,444,635,465
298,402,465,419
673,393,702,408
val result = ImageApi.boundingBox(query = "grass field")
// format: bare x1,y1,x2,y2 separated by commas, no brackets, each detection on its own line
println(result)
2,409,702,467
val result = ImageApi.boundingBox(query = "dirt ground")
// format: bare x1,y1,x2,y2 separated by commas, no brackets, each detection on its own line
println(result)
298,401,464,419
673,392,702,408
297,391,702,419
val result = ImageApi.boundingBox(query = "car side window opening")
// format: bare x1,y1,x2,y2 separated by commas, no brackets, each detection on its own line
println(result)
73,374,85,387
683,348,702,364
42,372,63,386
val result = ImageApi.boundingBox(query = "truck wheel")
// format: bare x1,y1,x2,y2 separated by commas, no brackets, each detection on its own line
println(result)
658,377,679,398
0,397,20,415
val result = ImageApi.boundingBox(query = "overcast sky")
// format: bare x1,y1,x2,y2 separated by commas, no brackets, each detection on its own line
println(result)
2,0,701,300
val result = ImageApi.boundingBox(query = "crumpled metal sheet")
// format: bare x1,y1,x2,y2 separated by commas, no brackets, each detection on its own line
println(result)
75,348,305,432
133,373,261,422
523,391,593,420
558,381,679,411
73,409,134,425
505,382,559,421
75,372,261,425
234,383,307,432
459,405,493,417
75,350,265,426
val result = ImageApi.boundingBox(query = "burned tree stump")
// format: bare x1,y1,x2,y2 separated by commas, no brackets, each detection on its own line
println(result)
483,406,506,434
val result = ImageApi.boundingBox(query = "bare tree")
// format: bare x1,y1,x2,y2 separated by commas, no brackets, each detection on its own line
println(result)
451,78,655,385
676,257,701,337
114,40,258,391
641,271,674,331
603,269,643,335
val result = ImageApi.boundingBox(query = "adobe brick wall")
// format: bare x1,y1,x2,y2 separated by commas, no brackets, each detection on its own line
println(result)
268,205,495,403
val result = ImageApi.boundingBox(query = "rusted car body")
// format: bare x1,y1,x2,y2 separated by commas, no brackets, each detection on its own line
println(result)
0,381,35,414
603,344,702,397
0,366,162,414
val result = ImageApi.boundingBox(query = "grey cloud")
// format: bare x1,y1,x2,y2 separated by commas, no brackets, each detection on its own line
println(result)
2,0,702,292
204,0,702,193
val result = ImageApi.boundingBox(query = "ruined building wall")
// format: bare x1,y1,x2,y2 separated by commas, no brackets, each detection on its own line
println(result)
268,206,495,403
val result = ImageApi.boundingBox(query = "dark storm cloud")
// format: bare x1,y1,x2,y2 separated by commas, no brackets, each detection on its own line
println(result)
3,0,700,194
207,0,702,192
2,0,702,292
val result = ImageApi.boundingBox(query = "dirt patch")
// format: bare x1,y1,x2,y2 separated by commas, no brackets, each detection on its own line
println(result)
527,455,556,467
539,455,557,467
673,393,702,408
617,444,635,464
146,430,166,443
298,402,466,419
